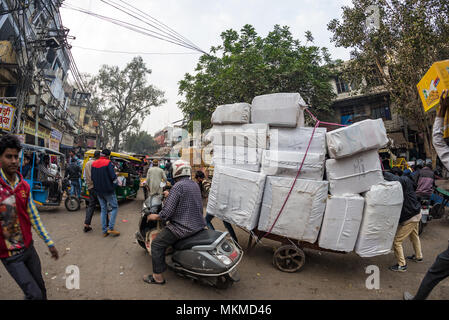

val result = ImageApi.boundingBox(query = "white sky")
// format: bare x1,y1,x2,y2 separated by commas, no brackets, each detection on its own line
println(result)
60,0,352,135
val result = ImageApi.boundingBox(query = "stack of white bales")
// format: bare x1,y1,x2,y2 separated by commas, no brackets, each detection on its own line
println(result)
318,119,404,256
255,94,329,244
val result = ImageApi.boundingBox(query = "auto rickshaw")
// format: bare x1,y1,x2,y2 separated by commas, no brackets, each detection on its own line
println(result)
81,150,142,203
19,144,80,211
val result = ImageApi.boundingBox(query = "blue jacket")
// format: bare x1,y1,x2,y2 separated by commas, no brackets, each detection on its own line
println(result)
91,157,117,196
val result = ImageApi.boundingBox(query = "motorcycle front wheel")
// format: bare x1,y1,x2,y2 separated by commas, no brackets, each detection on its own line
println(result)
215,275,234,290
65,196,80,211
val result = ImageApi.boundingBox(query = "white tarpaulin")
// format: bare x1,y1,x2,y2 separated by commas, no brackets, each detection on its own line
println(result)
206,166,267,230
318,195,365,252
326,119,389,159
251,93,306,127
211,103,251,125
326,149,384,195
258,177,328,243
269,127,327,154
261,150,325,180
355,181,403,258
212,145,263,172
204,123,269,149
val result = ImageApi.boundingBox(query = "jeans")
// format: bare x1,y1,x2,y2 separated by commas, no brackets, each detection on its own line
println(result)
84,188,99,226
413,243,449,300
205,213,239,243
70,179,81,198
1,244,47,300
97,192,118,233
151,227,179,274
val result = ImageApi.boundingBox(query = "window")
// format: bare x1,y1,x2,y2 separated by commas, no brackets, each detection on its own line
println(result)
340,106,354,125
335,76,351,94
371,105,392,121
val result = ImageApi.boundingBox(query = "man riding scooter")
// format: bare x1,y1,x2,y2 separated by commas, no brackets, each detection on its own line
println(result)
143,160,206,285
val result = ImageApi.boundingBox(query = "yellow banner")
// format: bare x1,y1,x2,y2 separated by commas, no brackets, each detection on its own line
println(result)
0,103,15,131
24,120,50,140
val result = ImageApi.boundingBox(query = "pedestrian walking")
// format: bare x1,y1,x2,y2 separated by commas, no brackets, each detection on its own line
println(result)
65,159,82,199
144,159,167,196
404,89,449,299
0,134,59,300
83,150,101,233
384,167,422,272
91,149,120,237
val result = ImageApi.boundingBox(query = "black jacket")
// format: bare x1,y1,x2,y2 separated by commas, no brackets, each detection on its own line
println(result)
383,172,421,223
65,162,81,180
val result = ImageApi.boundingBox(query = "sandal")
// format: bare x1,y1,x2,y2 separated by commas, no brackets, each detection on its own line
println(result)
143,275,166,285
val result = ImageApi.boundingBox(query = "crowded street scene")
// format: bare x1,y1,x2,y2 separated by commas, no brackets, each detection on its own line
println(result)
0,0,448,306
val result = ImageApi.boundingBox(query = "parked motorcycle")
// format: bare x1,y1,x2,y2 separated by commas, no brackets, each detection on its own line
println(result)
135,194,243,289
419,197,432,235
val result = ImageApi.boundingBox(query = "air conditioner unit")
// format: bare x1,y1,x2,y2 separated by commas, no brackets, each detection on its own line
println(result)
28,95,38,106
38,105,45,117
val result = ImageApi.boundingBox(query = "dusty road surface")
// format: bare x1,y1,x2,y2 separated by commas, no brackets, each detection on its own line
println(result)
1,189,448,300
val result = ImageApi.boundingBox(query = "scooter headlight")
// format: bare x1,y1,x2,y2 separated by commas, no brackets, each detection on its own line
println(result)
216,255,233,266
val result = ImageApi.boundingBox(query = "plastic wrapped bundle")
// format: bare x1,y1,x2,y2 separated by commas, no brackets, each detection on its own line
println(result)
204,123,268,149
268,127,327,154
257,177,328,243
326,149,384,196
206,166,267,231
318,195,365,252
261,150,325,180
326,119,389,159
212,145,263,172
211,103,251,125
355,181,403,258
251,93,307,127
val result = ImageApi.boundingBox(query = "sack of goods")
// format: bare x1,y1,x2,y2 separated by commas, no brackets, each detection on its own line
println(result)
212,145,263,172
326,119,389,159
326,149,384,196
261,150,325,180
251,93,306,127
205,123,268,149
318,195,365,252
354,181,403,258
269,127,327,153
258,177,328,243
211,103,251,125
206,165,267,231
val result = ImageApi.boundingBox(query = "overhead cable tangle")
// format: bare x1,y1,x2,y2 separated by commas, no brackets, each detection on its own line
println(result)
72,45,201,55
61,3,204,53
117,0,203,52
100,0,203,53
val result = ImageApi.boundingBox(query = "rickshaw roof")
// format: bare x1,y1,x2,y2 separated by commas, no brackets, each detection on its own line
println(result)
84,149,142,162
21,144,65,157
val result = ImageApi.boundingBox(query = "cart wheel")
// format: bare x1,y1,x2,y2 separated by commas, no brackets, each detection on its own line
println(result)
430,203,445,219
273,245,305,273
65,196,80,212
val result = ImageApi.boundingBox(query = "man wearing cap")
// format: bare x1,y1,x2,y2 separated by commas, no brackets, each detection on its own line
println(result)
144,159,167,197
83,150,101,233
91,149,120,237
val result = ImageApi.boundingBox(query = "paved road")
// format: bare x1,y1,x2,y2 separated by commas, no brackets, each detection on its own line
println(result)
1,189,448,300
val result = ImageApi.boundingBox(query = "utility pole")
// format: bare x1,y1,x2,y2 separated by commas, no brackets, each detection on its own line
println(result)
35,79,42,146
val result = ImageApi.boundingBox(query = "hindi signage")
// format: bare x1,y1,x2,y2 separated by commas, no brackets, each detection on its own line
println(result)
0,103,15,131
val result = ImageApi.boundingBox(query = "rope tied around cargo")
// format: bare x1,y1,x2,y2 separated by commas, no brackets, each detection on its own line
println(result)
257,108,348,243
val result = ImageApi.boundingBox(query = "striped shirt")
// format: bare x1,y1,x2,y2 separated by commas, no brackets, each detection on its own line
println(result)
0,169,54,249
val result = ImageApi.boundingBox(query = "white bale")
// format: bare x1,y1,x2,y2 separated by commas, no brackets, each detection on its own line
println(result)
326,119,389,159
251,93,307,127
257,177,328,243
261,150,325,180
204,123,268,149
211,103,251,125
355,181,403,258
212,145,263,172
206,166,267,230
326,149,384,196
269,127,327,154
318,195,365,252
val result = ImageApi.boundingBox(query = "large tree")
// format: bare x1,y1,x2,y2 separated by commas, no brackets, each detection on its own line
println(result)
328,0,449,158
121,130,159,155
92,56,166,151
178,24,339,130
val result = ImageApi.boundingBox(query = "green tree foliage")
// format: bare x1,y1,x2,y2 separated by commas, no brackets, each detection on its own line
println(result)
121,130,159,155
328,0,449,157
92,56,166,151
178,24,338,130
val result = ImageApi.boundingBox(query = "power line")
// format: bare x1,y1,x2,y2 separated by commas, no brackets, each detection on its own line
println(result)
61,2,206,54
71,45,201,55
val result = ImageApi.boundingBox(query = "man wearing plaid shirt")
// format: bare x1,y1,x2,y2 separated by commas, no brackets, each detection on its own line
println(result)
143,160,205,285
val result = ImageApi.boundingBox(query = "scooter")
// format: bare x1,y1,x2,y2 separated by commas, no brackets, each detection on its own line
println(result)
419,198,432,235
135,194,243,289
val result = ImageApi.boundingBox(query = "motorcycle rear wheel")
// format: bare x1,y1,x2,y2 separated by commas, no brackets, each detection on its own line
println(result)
215,275,234,290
